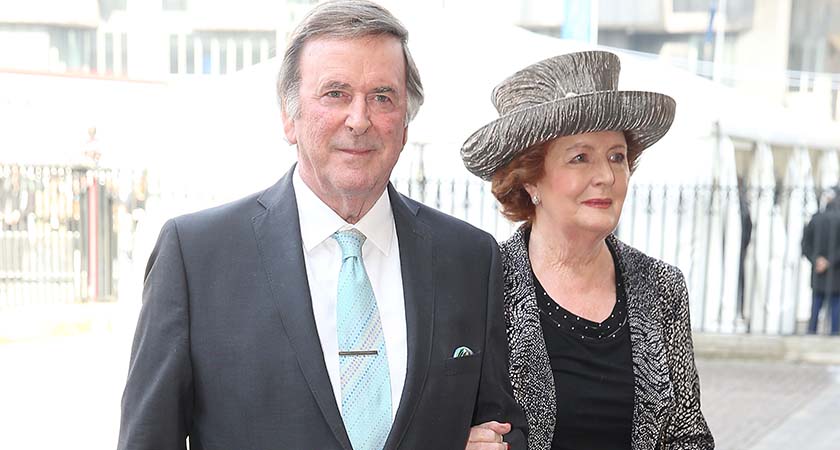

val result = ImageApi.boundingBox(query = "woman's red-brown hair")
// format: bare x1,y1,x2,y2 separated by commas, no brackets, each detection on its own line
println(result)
490,142,549,224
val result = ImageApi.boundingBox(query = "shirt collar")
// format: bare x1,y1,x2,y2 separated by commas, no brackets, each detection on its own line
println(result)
293,166,395,256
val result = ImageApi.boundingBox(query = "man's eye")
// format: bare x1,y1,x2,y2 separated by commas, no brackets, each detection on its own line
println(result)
373,94,391,103
571,154,586,163
325,91,342,98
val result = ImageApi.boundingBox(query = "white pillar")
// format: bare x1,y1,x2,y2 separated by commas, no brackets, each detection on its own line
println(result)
194,37,204,74
113,31,123,75
712,0,728,84
813,74,833,119
210,38,220,74
243,39,253,67
97,29,107,74
82,30,93,72
226,38,237,74
799,71,810,93
178,33,187,75
260,38,270,64
836,89,840,121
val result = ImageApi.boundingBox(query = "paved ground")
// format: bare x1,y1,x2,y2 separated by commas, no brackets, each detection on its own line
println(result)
0,317,838,449
697,358,840,450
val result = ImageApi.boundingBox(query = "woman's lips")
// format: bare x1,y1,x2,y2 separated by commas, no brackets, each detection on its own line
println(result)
582,198,613,208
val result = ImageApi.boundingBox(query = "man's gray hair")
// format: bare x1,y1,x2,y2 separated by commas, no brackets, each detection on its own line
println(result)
277,0,424,126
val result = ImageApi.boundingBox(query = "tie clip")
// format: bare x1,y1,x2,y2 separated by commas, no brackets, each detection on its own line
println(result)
339,350,378,356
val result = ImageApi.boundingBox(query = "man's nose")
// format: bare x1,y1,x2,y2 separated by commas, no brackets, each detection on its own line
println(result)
345,96,371,135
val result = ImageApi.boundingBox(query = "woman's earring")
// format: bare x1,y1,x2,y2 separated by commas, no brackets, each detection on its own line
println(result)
531,194,541,206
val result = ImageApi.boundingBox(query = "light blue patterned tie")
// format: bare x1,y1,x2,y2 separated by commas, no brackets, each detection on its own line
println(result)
333,229,392,450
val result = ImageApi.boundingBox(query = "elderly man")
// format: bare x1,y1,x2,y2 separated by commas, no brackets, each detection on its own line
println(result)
116,1,526,449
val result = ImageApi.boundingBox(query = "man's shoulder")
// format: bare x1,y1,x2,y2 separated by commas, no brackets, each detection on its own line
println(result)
171,169,293,230
807,210,840,232
169,188,271,237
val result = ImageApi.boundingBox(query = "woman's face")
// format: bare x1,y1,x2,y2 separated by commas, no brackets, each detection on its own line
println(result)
526,130,630,238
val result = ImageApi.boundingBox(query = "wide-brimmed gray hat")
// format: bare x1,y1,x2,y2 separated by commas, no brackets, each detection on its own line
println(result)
461,51,676,180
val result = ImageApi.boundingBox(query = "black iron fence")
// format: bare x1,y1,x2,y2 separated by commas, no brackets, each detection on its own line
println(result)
393,177,836,335
0,164,146,308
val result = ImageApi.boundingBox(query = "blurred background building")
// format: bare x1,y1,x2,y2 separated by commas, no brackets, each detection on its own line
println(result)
2,3,840,449
1,0,840,335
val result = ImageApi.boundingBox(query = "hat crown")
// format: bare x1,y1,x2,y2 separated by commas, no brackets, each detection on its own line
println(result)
492,51,620,116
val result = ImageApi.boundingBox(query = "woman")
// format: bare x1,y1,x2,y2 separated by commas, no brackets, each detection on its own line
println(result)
462,51,714,449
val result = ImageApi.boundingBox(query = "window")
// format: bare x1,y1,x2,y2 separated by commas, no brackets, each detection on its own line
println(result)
235,41,244,71
672,0,754,22
99,0,127,19
219,40,227,74
251,41,262,65
201,40,211,74
162,0,187,11
47,27,97,72
672,0,711,13
168,31,275,75
104,32,114,73
186,38,195,73
169,34,179,73
120,32,128,74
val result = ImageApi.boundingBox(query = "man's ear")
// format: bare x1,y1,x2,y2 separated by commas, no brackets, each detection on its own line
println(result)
401,126,408,148
282,106,297,145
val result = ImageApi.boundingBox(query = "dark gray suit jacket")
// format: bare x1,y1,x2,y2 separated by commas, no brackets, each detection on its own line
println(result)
117,167,527,450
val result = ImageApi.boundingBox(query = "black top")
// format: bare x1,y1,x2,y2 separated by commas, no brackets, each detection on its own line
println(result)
534,240,634,450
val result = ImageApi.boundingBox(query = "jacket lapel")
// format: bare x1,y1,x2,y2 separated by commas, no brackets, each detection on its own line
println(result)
384,185,435,450
251,167,352,450
502,226,556,450
609,236,674,449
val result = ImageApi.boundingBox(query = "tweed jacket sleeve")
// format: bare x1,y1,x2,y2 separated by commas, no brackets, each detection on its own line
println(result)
610,237,713,450
656,262,715,449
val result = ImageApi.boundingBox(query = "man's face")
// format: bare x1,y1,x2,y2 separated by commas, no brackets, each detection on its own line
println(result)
284,35,409,211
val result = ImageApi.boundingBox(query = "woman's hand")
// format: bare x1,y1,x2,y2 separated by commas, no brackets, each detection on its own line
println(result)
465,421,511,450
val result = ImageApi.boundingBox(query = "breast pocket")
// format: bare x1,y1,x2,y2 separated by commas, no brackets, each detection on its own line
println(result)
443,352,482,376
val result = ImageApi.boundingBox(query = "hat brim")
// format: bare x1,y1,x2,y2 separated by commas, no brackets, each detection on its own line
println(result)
461,90,676,180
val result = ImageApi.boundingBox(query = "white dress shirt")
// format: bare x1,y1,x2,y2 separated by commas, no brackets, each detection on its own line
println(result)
293,168,407,418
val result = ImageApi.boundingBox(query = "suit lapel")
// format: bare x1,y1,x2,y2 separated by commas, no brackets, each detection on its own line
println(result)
251,167,352,450
384,185,435,450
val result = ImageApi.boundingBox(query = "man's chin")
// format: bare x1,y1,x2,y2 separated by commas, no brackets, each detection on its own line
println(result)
331,178,387,198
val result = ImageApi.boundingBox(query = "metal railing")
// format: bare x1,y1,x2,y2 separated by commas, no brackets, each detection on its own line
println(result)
4,163,833,335
393,176,836,335
0,164,146,308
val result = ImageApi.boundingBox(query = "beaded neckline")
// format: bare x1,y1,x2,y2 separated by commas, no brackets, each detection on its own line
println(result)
533,239,629,342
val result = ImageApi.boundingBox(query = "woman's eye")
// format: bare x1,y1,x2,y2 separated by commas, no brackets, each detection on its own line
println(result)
571,154,586,163
610,153,627,163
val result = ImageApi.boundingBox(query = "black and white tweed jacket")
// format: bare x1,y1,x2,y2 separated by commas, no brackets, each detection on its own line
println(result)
500,227,714,450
